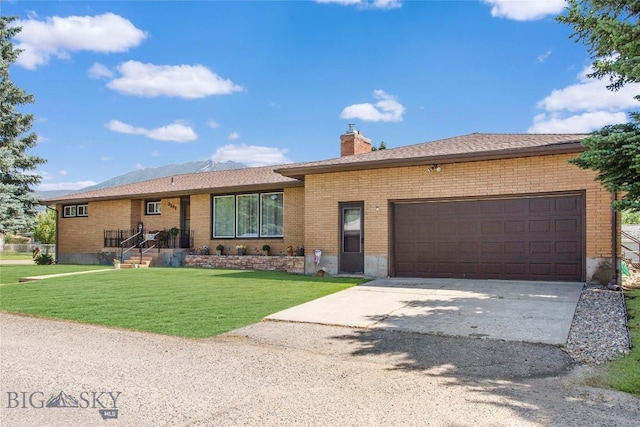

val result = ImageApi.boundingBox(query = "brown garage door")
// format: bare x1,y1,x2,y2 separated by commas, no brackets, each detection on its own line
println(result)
392,193,584,281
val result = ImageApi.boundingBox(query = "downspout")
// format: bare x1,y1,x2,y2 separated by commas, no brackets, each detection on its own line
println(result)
607,192,620,290
46,205,58,264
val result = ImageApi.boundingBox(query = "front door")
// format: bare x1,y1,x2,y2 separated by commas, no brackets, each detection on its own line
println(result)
180,198,191,248
339,202,364,274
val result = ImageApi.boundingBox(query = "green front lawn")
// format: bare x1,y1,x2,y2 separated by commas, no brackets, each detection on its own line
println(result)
0,264,107,286
607,289,640,396
0,268,363,337
0,252,34,261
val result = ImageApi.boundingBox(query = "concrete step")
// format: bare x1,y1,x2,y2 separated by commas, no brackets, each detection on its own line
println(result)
121,257,153,268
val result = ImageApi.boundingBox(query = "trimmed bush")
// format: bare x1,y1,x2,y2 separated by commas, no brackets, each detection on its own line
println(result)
34,253,54,265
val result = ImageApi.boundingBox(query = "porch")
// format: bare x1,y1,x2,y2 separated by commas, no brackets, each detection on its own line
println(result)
104,228,194,251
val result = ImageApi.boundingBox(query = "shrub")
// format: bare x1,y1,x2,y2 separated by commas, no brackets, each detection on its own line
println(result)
34,253,54,265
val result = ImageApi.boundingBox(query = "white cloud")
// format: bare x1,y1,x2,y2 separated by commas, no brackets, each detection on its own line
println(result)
40,170,67,181
341,89,405,122
211,144,291,167
528,111,628,133
207,120,220,129
483,0,566,21
315,0,401,8
151,150,160,157
39,171,55,181
105,119,197,142
370,0,401,8
315,0,361,4
105,119,147,136
38,181,97,191
36,135,49,143
106,61,244,99
537,50,552,63
88,62,113,79
228,132,240,141
100,156,112,161
147,123,198,142
528,65,639,133
14,13,147,69
536,66,640,112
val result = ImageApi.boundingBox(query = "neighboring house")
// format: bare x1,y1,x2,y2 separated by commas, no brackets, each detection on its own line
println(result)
44,128,620,284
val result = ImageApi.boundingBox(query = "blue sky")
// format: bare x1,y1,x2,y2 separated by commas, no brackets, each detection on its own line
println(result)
4,0,639,191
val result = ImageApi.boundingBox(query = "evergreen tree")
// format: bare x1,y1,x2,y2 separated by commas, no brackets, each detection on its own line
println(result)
371,141,387,151
558,1,640,211
0,16,46,233
558,1,640,94
569,116,640,211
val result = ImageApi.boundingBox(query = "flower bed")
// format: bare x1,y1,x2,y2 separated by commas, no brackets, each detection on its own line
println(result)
185,254,305,274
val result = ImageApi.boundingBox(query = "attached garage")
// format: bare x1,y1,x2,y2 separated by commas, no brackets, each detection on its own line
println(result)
392,192,585,281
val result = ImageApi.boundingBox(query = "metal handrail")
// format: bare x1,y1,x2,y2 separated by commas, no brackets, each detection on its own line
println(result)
141,232,160,256
120,231,142,263
621,230,640,269
120,232,141,246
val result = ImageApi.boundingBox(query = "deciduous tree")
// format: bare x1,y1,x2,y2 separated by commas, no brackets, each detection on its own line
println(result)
34,208,56,244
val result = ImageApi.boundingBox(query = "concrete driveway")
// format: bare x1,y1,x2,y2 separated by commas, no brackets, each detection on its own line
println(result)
266,278,584,345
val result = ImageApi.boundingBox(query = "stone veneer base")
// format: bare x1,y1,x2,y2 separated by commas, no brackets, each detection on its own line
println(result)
185,255,305,274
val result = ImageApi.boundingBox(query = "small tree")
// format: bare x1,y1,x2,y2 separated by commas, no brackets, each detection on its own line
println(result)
34,208,56,244
371,141,387,151
0,16,46,234
622,209,640,224
558,1,640,211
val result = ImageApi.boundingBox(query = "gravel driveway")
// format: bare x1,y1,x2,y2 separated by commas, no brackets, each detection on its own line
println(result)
1,313,638,426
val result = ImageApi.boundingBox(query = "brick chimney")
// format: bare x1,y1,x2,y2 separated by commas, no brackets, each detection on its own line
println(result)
340,124,372,157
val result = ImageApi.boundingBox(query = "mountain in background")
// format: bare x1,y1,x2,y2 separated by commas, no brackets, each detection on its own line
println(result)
37,160,246,200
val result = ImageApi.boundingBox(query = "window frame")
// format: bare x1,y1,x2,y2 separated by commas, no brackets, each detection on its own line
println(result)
62,204,88,218
63,205,77,218
260,192,284,238
211,191,284,239
213,195,236,238
76,204,89,217
145,200,162,215
236,193,259,238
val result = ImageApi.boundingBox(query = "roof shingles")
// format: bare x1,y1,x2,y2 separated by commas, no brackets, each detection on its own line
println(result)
44,133,588,204
44,165,301,204
276,133,588,173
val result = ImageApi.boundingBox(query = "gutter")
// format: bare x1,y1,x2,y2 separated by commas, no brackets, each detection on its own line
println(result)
40,181,304,205
608,191,620,290
276,143,586,179
46,206,58,264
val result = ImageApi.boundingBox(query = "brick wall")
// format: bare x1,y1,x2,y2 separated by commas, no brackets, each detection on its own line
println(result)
188,187,305,255
340,131,372,156
304,153,613,261
57,199,134,253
